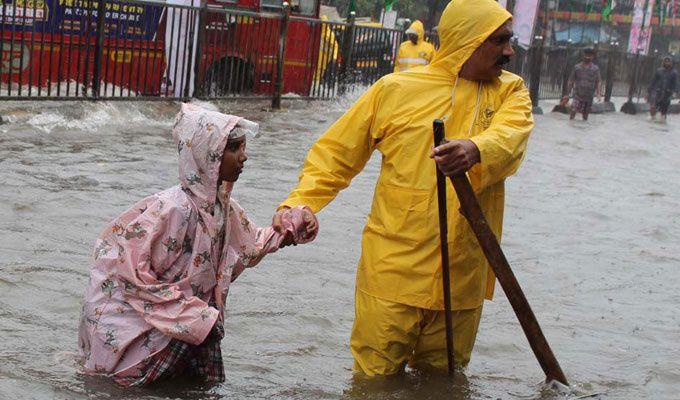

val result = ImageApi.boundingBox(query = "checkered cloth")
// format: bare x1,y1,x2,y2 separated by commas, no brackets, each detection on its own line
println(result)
114,335,225,387
571,96,593,113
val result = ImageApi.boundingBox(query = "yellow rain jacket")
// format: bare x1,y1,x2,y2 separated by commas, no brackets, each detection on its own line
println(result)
393,20,436,73
280,0,533,311
315,16,339,83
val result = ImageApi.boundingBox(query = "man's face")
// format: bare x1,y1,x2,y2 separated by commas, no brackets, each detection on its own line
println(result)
664,58,673,69
219,136,248,183
461,21,514,81
583,54,594,64
408,33,418,44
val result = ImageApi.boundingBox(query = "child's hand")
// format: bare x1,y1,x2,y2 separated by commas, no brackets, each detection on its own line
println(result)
280,230,296,248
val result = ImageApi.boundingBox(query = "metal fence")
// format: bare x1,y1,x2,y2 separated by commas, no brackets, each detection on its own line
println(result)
0,0,407,103
0,0,668,106
508,40,668,105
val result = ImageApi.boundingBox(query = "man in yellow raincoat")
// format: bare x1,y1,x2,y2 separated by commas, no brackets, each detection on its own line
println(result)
275,0,533,375
315,15,339,85
393,20,436,73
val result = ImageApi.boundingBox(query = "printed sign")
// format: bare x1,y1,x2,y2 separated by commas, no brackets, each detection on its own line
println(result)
512,0,540,49
628,0,656,55
0,0,163,40
0,42,30,73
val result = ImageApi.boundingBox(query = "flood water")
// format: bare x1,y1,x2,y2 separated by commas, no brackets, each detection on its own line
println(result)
0,97,678,399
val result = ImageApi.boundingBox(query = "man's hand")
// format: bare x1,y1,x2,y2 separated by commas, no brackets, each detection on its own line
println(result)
430,139,480,176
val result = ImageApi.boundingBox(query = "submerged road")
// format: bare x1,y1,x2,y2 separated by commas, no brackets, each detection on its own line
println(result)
0,98,678,399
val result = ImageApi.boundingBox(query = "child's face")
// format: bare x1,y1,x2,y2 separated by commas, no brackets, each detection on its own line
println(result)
219,136,247,183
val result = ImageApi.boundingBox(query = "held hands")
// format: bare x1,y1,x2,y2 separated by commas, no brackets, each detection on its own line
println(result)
272,206,318,248
430,139,481,176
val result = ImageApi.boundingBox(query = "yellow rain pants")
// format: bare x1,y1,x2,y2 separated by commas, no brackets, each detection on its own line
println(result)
351,290,483,375
393,20,435,73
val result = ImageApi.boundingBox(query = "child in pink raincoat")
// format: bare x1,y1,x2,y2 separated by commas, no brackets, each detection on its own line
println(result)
78,103,318,386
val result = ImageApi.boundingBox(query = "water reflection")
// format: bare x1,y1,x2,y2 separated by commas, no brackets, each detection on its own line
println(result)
343,370,476,400
81,374,224,399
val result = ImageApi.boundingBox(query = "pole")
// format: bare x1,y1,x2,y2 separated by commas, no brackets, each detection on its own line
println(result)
623,0,651,113
434,117,569,385
338,11,356,96
433,120,455,376
272,2,291,110
446,171,569,386
91,0,106,99
604,43,616,102
528,35,545,113
192,0,208,98
561,39,572,98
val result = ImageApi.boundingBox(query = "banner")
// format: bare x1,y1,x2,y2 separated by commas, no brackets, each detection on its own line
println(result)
164,0,200,98
381,9,397,29
0,0,164,40
628,0,656,55
512,0,540,49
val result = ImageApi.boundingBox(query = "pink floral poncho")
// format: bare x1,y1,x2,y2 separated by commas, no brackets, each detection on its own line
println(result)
78,103,316,382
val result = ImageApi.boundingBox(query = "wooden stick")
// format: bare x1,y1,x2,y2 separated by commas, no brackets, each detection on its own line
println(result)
433,119,569,385
433,120,455,375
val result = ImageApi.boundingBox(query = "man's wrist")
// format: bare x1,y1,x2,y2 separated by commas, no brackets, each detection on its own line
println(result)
467,139,481,165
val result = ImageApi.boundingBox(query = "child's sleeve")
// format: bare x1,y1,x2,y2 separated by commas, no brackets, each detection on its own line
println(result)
227,203,317,281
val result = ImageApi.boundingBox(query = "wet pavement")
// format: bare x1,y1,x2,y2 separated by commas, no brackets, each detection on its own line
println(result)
0,97,678,399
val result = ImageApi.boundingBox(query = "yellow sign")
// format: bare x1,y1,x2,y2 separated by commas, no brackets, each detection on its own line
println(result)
109,50,132,63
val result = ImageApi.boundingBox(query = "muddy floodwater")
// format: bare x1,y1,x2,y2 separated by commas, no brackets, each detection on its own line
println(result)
0,97,678,400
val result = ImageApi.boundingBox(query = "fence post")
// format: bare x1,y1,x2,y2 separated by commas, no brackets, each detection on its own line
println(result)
529,35,544,114
604,43,617,103
338,11,356,96
560,40,572,96
192,0,208,98
621,51,640,114
510,37,520,75
272,2,291,110
91,0,106,99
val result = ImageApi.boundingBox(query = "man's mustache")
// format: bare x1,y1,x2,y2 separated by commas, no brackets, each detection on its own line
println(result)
496,55,511,66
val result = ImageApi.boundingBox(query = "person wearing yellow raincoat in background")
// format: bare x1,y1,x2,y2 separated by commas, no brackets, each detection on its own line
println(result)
393,20,436,73
274,0,533,375
315,15,339,85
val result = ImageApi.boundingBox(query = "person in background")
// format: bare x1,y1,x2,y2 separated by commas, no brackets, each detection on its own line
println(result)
315,15,339,88
567,48,601,121
393,20,436,73
78,103,317,386
648,56,678,122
